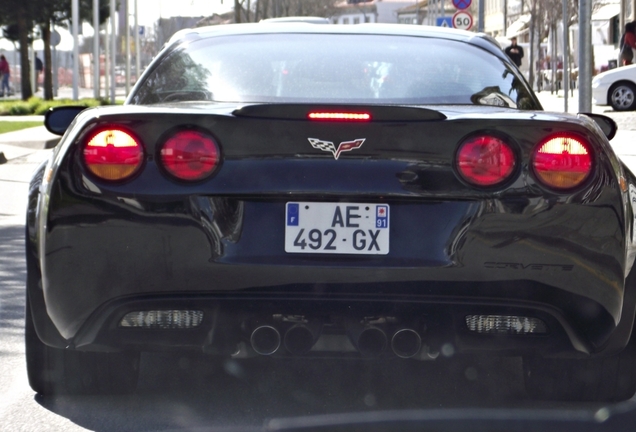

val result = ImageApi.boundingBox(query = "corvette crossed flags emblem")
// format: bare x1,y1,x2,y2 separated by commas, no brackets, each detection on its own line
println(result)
307,138,366,160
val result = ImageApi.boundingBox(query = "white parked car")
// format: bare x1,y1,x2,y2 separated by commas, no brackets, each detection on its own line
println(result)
592,64,636,110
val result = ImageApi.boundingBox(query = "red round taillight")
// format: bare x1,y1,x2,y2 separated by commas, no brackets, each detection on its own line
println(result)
532,134,592,190
160,130,220,181
83,128,143,181
456,135,516,187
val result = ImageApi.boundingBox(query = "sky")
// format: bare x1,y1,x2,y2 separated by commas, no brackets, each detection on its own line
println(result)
136,0,232,26
0,0,232,52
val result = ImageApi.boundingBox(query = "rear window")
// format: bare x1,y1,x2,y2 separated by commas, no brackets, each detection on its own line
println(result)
132,33,537,109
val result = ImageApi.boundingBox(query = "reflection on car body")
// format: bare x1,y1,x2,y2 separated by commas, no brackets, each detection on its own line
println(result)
27,22,636,404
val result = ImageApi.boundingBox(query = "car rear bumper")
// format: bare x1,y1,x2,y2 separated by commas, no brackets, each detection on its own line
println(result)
38,194,629,357
59,291,599,358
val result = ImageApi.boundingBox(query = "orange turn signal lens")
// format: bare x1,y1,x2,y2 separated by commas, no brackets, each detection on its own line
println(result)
83,128,143,181
532,135,592,190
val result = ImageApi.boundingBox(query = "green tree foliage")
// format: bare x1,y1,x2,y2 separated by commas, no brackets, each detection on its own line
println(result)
521,0,578,90
0,0,36,99
38,0,113,100
2,24,21,43
0,0,112,100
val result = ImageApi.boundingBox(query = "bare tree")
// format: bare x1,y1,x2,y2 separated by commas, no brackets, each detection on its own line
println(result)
523,0,578,91
244,0,338,22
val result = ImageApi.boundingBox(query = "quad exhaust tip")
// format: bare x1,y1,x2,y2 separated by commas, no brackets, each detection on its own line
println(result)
352,325,422,358
284,324,319,355
251,321,421,358
357,326,388,357
250,325,281,355
391,328,422,358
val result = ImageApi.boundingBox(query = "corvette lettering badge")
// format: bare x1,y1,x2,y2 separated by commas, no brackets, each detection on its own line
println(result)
308,138,366,160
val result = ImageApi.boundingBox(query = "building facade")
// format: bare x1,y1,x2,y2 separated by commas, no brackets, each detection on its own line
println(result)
331,0,414,24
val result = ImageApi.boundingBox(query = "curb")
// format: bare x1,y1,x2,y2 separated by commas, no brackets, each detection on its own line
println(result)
15,136,60,150
0,125,61,151
0,137,60,150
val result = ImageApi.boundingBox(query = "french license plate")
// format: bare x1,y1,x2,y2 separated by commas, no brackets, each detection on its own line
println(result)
285,202,389,255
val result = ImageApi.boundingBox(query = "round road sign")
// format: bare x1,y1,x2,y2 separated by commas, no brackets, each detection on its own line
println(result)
452,0,472,10
50,30,61,47
452,11,473,30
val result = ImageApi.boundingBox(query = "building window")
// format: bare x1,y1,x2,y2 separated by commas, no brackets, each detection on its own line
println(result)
343,17,349,24
365,16,371,23
354,17,360,24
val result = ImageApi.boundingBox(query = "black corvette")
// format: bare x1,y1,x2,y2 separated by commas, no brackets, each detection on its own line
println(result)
26,22,636,401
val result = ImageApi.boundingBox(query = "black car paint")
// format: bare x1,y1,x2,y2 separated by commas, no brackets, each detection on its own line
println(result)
27,100,636,360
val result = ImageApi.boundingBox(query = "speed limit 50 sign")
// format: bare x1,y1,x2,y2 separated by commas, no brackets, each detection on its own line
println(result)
452,11,473,30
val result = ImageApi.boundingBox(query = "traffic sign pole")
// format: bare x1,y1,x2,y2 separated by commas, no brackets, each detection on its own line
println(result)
135,0,140,82
93,0,99,99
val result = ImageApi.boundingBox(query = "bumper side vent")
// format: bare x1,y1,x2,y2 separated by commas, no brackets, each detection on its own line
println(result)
465,315,547,335
119,310,204,329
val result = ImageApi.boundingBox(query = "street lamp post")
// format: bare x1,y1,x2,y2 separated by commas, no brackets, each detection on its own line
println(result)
52,24,58,97
104,19,109,99
30,44,35,94
135,0,140,85
110,0,116,104
72,0,79,101
563,0,569,111
125,0,130,96
620,0,627,38
503,0,507,36
578,0,592,112
93,0,99,99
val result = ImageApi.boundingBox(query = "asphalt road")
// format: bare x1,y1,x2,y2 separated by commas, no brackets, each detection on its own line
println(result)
2,104,636,431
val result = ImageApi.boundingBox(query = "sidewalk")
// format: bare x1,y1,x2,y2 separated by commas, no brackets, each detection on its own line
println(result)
0,125,59,149
0,115,58,150
0,83,127,163
0,115,56,164
538,89,636,172
1,85,128,101
535,89,611,115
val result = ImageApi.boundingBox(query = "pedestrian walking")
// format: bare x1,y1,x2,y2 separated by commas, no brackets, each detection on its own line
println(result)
619,21,636,66
0,55,10,97
504,37,524,67
35,54,43,91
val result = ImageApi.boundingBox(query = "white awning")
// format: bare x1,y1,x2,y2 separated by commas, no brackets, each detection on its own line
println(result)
591,3,620,21
0,38,15,51
505,14,531,38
